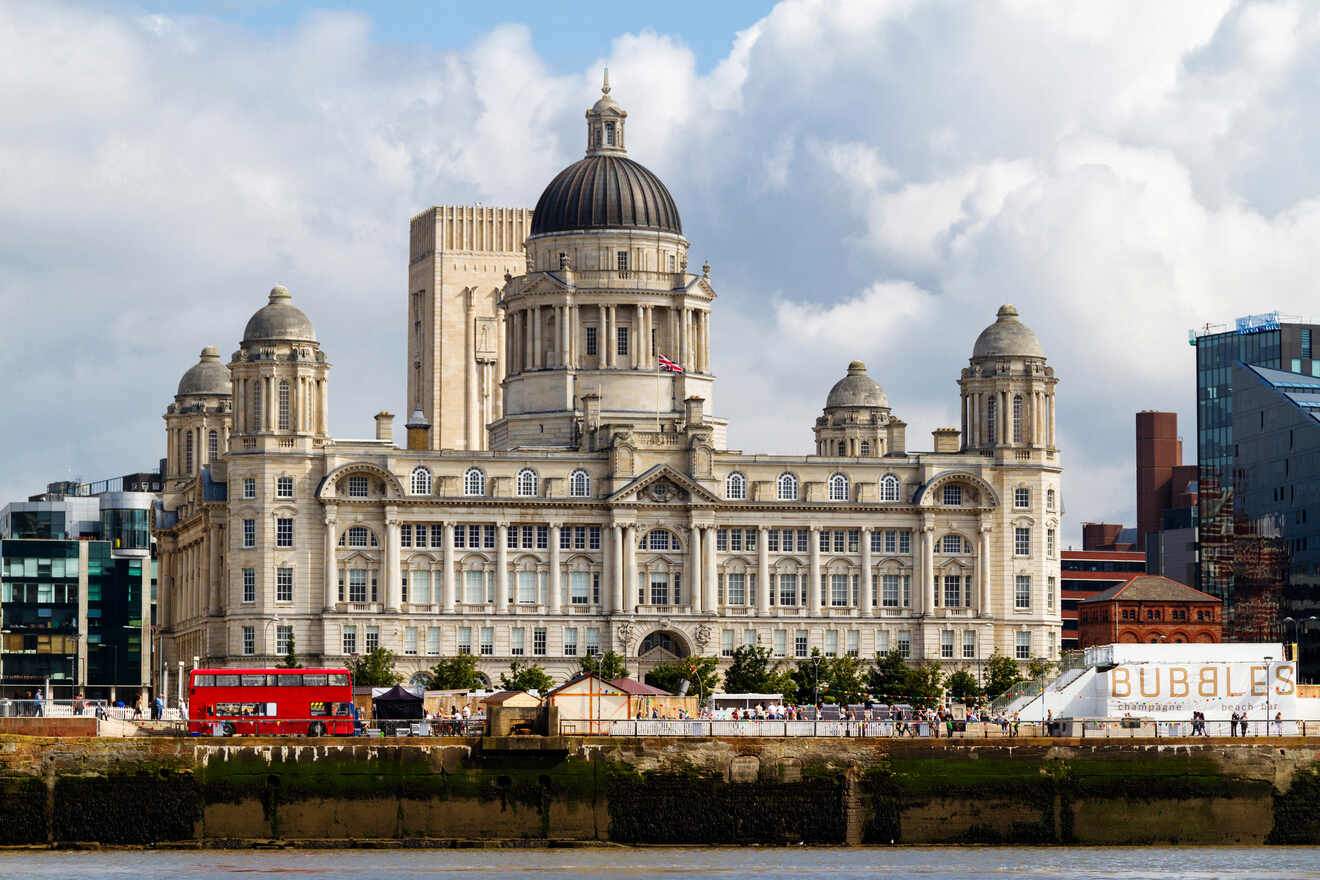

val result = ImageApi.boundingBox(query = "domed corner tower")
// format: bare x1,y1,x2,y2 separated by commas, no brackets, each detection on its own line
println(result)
959,304,1058,457
813,361,905,457
164,345,232,487
490,72,726,452
229,285,331,453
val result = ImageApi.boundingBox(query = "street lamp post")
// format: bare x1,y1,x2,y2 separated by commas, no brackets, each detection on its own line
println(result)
1265,654,1273,737
810,654,824,711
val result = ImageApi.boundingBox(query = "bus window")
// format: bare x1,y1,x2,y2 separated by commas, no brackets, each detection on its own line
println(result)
276,673,303,687
240,674,269,687
215,674,240,687
215,702,264,716
328,674,349,687
310,702,330,717
194,674,216,687
302,673,329,687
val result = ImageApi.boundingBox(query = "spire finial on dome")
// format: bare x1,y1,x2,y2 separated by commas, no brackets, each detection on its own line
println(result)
602,66,610,96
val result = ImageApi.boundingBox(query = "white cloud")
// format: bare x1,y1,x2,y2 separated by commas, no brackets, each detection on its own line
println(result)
4,0,1320,546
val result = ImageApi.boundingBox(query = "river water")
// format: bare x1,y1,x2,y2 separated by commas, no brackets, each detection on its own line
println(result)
3,848,1320,879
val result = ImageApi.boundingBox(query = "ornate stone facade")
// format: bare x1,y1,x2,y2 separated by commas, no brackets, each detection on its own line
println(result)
156,80,1063,687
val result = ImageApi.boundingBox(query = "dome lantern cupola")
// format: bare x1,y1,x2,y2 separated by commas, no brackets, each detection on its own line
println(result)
813,361,903,458
959,304,1058,453
586,68,626,156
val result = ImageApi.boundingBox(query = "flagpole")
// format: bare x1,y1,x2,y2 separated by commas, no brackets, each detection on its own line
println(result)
656,355,662,432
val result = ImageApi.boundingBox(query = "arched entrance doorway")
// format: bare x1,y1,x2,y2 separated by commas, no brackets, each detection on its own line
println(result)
636,630,690,682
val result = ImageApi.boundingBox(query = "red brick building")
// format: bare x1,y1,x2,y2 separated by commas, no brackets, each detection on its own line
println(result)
1078,575,1222,647
1060,549,1147,651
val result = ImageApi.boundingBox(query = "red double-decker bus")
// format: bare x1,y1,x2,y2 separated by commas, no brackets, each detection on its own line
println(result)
188,667,357,737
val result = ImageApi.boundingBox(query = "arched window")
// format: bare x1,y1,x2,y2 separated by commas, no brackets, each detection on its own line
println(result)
251,381,262,432
828,473,849,501
346,526,369,548
880,474,900,502
725,472,747,500
777,473,798,501
184,431,193,473
1012,394,1023,443
410,467,432,496
569,469,590,498
516,468,538,497
278,380,291,431
208,430,218,461
641,529,678,551
986,396,997,445
463,467,485,497
1047,488,1056,511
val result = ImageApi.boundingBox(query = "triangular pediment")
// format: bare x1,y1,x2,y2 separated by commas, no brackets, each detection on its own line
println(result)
608,464,722,505
514,273,571,297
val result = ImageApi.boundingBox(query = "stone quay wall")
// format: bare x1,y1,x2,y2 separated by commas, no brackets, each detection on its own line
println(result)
4,734,1320,846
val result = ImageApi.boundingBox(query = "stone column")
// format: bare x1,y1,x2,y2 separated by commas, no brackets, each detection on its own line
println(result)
611,524,624,611
703,527,718,614
921,522,935,615
979,526,993,618
624,524,638,608
860,528,873,616
757,527,771,615
549,523,562,613
385,512,402,612
688,526,703,612
1048,394,1056,447
808,525,822,614
495,523,508,614
318,379,328,436
678,307,687,367
323,510,338,610
532,305,543,369
443,522,456,612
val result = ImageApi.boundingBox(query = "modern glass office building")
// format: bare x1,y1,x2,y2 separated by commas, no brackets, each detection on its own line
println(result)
0,491,156,701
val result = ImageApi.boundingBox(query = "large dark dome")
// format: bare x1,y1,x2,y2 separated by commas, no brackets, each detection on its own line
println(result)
530,155,682,237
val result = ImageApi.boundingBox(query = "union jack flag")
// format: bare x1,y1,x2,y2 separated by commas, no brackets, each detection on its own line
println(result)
657,354,684,373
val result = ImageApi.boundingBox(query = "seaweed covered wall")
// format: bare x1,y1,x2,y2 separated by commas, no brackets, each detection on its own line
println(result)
1,735,1319,846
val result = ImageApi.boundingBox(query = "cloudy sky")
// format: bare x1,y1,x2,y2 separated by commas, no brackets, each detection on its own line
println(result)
2,0,1318,544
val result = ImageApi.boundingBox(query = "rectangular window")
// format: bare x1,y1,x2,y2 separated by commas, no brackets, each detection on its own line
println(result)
716,529,729,551
944,575,962,608
242,626,255,656
834,531,845,553
943,485,962,505
882,574,900,607
721,629,734,657
589,526,601,549
1015,527,1030,556
830,574,849,607
242,519,255,549
899,531,911,554
797,530,809,553
480,627,494,656
824,630,839,657
534,627,547,656
727,573,746,605
366,626,380,652
465,571,485,604
348,475,368,498
1015,575,1031,610
848,530,859,553
242,568,255,603
243,478,256,499
1304,328,1313,359
941,630,954,658
401,524,412,547
772,629,786,658
846,630,859,657
484,526,496,548
404,627,418,655
1293,358,1303,373
517,571,537,604
276,568,293,602
877,631,890,654
276,476,294,498
617,326,629,356
342,626,357,655
457,626,472,654
777,574,797,606
431,524,443,547
897,630,911,659
884,530,897,554
511,627,525,656
348,569,367,603
768,530,780,552
746,529,757,551
794,630,808,658
586,326,598,356
649,572,671,606
1047,528,1056,557
411,570,431,605
1014,488,1030,508
731,529,743,552
1015,631,1031,659
276,518,293,548
585,627,601,656
427,627,442,655
569,572,591,605
962,630,976,659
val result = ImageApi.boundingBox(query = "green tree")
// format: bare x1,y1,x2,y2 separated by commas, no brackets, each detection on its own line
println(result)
790,650,832,704
723,645,786,695
944,667,982,704
424,654,484,690
499,660,555,693
347,647,403,688
1027,656,1055,680
822,655,868,705
905,664,945,710
644,655,720,697
579,650,628,680
983,651,1025,700
279,632,300,669
866,650,912,703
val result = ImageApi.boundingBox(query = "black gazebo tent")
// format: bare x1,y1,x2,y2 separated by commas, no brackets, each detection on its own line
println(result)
372,685,425,721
